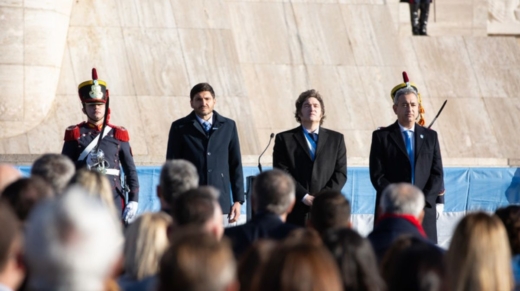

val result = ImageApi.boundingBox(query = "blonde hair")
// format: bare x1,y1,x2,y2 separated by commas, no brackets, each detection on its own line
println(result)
446,212,513,291
123,212,172,280
68,168,119,217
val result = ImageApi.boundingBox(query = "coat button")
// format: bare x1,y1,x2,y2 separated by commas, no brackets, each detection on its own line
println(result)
207,152,211,156
208,169,212,173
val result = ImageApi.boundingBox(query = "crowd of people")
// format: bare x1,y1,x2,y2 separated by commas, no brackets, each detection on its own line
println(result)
0,159,518,291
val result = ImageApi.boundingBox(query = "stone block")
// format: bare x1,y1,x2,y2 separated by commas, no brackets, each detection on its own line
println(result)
123,28,190,96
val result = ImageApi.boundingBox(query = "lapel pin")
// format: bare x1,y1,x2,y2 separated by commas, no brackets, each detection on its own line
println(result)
420,134,424,139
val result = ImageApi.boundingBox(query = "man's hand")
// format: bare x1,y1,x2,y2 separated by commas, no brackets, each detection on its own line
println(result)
302,194,315,206
123,201,139,224
228,202,241,223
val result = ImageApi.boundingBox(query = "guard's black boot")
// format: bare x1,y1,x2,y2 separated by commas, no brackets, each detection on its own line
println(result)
410,4,420,35
419,1,430,36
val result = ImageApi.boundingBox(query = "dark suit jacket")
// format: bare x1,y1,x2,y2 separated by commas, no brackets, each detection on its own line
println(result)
368,216,427,262
273,126,347,226
224,212,300,258
166,111,244,213
369,121,444,242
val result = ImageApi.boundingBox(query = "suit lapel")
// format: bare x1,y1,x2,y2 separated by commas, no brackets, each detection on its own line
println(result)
415,125,425,160
315,128,328,159
388,121,409,159
293,127,313,161
188,111,207,136
211,111,224,135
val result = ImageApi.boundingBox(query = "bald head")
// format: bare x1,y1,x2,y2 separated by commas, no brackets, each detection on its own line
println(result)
0,164,22,194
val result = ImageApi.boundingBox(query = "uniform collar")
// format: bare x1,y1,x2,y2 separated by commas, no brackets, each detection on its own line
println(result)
87,121,103,131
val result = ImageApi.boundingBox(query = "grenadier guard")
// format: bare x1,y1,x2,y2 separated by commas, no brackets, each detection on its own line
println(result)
62,68,139,224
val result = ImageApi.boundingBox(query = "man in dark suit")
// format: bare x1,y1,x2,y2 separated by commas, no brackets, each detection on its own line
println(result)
225,169,300,258
166,83,244,225
369,72,444,243
273,89,347,226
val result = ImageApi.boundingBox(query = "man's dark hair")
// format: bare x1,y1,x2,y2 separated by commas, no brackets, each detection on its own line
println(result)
0,201,21,271
159,231,236,291
253,169,295,215
294,89,326,125
171,186,219,226
1,177,54,222
31,154,75,194
190,83,215,100
495,205,520,255
160,160,199,205
310,190,351,234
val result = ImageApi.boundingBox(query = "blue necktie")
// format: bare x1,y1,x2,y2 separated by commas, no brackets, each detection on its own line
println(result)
405,130,415,184
202,121,211,133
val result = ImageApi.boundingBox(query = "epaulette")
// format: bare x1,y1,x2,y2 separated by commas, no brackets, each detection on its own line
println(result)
110,125,130,142
63,123,83,141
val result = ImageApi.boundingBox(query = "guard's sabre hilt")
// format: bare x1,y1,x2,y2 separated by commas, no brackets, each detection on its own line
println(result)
427,100,447,129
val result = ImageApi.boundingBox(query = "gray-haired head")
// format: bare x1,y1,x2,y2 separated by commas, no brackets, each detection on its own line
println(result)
160,159,199,205
31,154,75,195
253,169,295,215
25,187,123,291
380,183,425,217
393,87,418,105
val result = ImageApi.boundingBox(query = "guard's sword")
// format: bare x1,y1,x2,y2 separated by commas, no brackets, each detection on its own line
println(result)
427,100,447,129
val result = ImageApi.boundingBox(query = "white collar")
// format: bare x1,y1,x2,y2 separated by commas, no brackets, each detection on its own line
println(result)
398,122,415,133
303,126,320,135
196,113,213,126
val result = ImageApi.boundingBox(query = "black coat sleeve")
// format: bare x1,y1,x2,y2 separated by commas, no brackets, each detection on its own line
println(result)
166,122,181,160
273,134,308,201
322,135,347,191
228,121,244,203
120,141,140,202
422,131,444,205
369,131,390,194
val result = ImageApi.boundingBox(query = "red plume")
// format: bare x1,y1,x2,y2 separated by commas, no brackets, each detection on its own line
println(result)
402,71,409,83
92,68,98,80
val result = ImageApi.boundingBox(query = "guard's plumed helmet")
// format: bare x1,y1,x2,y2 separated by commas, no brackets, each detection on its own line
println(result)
390,71,425,126
78,68,108,104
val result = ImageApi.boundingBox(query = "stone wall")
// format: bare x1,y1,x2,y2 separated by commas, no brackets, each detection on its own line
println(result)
0,0,519,166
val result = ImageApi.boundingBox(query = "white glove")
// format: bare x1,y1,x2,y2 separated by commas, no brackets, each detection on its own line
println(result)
123,201,139,224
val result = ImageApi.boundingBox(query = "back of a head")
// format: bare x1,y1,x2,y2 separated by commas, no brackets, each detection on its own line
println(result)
0,163,22,194
238,240,278,291
1,177,54,222
172,186,223,240
310,190,351,234
446,212,513,291
160,159,199,205
495,205,520,255
284,228,323,248
253,169,295,215
384,236,444,291
25,187,123,291
123,212,172,280
381,183,425,217
254,242,343,291
68,169,118,216
159,231,237,291
0,201,21,276
322,228,385,291
31,154,75,195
